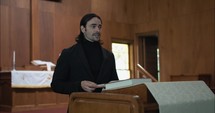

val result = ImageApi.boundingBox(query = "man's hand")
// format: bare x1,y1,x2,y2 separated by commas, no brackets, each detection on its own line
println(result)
81,80,104,92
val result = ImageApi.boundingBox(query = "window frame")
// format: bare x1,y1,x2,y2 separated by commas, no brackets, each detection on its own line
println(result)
111,38,134,79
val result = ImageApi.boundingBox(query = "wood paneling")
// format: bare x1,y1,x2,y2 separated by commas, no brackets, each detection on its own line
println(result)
31,0,40,60
0,0,30,70
0,0,214,88
91,0,134,24
133,0,215,88
91,0,135,50
0,72,68,112
53,0,91,61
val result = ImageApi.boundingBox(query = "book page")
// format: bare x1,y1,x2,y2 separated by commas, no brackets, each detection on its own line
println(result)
103,78,152,90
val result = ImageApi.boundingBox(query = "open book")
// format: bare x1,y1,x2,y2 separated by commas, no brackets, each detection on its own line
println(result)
100,78,152,90
31,60,56,71
31,60,55,66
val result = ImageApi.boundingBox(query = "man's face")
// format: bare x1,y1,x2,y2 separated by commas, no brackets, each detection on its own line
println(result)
81,17,102,42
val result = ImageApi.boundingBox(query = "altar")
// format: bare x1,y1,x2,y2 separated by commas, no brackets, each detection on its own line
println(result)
11,70,54,88
0,71,68,112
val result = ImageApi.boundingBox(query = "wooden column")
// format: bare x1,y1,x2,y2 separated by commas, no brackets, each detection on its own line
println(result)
30,0,40,60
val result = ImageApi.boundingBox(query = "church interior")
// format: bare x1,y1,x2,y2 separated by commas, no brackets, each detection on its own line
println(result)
0,0,214,113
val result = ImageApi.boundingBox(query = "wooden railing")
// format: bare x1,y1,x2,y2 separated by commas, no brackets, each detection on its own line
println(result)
137,64,158,82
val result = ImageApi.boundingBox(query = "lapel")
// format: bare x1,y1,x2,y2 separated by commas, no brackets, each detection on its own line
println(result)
77,44,94,80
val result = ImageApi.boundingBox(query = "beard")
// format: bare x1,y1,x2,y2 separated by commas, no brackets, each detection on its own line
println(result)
84,32,101,42
93,33,100,37
92,33,101,41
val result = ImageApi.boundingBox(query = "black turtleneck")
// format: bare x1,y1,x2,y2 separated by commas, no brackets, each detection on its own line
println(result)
81,38,103,79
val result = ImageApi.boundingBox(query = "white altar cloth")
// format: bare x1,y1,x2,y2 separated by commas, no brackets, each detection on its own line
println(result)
11,70,54,88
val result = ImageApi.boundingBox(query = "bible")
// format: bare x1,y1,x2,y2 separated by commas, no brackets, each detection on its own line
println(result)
100,78,152,90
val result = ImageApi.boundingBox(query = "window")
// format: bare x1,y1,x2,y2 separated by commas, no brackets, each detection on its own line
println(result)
112,43,130,80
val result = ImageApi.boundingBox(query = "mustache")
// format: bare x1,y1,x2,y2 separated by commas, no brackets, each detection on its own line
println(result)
93,33,101,37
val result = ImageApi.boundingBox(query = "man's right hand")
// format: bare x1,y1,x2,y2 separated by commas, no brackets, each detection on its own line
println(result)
81,80,102,92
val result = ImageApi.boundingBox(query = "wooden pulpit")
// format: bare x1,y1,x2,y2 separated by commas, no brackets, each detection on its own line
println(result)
68,81,215,113
68,84,159,113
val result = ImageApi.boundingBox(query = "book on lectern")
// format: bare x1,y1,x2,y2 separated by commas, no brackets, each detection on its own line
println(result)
98,78,152,90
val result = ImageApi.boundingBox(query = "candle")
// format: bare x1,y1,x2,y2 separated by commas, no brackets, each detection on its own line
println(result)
13,51,16,70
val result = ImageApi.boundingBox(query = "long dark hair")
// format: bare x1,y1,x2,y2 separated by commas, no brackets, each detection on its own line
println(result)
76,13,102,43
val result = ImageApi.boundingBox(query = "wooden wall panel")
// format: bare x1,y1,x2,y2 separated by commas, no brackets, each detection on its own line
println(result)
0,0,30,70
159,11,214,76
53,0,91,62
31,0,40,61
39,11,54,61
0,2,10,70
26,0,92,63
91,0,135,50
157,0,214,20
13,89,35,106
133,0,158,24
36,89,56,105
10,3,30,66
91,0,134,24
31,1,55,62
133,0,215,88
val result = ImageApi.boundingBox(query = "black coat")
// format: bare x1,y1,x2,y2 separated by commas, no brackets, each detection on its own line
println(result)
51,43,118,94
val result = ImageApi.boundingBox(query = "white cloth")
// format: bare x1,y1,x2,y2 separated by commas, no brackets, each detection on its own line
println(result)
144,81,215,113
11,70,54,88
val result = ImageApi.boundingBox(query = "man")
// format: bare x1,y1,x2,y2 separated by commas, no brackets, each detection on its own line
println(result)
51,13,119,94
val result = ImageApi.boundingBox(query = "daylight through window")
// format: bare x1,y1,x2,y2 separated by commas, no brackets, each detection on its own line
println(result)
112,43,130,80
